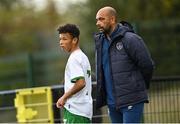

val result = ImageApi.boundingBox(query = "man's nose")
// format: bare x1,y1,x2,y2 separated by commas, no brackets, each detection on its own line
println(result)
96,20,100,26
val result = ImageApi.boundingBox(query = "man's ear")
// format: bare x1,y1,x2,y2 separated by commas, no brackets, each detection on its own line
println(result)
72,37,78,44
110,16,116,23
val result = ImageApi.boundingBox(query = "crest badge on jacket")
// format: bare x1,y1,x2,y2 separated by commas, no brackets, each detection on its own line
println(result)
116,42,123,51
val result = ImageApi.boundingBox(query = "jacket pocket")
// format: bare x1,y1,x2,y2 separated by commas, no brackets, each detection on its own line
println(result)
131,70,146,90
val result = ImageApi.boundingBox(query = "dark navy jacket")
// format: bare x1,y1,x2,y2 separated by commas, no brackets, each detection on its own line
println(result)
94,23,154,109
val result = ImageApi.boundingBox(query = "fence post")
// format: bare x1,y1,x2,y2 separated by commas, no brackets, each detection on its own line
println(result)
27,53,35,87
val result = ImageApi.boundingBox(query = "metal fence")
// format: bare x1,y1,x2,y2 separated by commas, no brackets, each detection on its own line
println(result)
143,76,180,123
0,77,180,123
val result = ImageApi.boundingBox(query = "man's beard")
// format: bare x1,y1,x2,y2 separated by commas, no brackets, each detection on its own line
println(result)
103,27,111,35
98,25,111,35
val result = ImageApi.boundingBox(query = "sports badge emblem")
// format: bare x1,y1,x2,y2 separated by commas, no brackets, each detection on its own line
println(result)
116,42,123,51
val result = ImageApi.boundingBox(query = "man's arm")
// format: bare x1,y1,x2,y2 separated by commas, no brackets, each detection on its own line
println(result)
56,79,85,108
123,33,154,88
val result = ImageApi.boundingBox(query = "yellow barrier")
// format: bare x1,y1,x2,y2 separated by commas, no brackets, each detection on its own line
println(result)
14,87,54,123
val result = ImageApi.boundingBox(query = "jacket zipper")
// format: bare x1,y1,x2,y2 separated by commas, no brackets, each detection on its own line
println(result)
107,36,118,109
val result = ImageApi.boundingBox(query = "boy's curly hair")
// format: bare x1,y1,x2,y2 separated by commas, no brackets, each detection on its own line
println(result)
57,24,80,38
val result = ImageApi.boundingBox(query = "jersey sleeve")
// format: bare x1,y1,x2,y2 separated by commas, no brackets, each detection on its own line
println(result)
68,57,84,83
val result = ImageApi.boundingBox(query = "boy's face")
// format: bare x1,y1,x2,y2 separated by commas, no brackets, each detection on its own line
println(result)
59,33,76,53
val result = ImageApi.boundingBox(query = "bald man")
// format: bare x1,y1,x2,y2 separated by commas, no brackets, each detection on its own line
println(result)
94,6,154,123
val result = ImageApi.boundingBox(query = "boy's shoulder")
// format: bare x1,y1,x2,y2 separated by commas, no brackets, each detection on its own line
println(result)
69,49,85,63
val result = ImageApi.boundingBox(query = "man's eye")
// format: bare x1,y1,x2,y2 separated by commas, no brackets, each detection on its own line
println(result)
98,18,104,21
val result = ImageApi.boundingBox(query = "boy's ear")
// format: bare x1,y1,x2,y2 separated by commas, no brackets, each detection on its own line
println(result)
72,37,78,44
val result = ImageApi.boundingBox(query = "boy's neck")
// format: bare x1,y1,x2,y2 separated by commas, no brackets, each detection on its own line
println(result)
71,46,80,53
